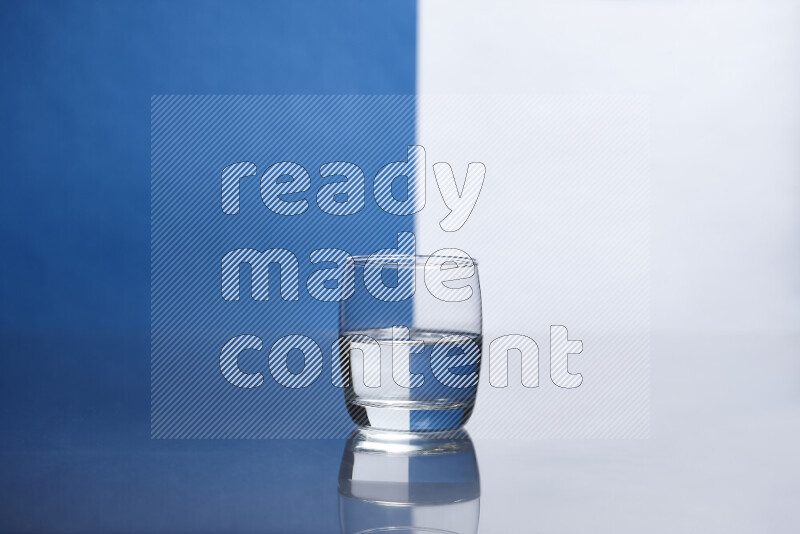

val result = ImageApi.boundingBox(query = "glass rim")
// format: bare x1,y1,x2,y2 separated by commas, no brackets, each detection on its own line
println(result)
347,253,478,267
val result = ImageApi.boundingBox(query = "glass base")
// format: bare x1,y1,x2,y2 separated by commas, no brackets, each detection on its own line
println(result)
346,399,475,432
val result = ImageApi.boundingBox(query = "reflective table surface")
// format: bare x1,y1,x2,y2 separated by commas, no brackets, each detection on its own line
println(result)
1,333,798,532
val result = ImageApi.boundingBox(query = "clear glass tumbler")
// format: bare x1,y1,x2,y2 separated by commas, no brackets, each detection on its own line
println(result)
338,253,482,432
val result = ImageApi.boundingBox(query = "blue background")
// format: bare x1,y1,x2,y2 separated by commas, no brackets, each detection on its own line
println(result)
150,95,415,438
0,1,416,531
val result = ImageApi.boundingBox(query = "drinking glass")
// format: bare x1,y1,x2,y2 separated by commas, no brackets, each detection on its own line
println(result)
339,253,482,432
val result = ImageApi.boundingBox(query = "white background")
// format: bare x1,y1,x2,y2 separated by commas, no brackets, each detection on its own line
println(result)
418,1,800,531
418,0,799,335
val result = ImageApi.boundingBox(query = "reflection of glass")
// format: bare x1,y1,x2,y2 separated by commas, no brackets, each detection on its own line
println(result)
340,254,482,431
338,428,480,534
